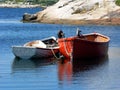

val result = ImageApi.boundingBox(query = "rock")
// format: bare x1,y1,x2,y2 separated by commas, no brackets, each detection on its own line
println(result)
35,0,120,25
22,13,37,21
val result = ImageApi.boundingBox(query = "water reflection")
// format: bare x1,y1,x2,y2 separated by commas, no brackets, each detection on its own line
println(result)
58,59,73,81
72,55,109,73
12,57,56,71
58,55,109,82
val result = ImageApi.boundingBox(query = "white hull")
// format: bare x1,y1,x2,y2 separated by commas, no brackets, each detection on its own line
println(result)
12,46,59,59
12,36,59,59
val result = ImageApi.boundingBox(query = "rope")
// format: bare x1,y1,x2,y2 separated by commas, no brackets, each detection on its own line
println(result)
50,46,60,60
50,38,72,60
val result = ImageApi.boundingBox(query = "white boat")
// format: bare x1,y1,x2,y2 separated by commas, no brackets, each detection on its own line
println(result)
12,36,59,59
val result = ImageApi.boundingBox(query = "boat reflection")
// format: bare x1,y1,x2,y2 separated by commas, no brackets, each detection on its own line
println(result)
58,55,108,81
58,59,73,81
12,57,56,71
72,55,109,73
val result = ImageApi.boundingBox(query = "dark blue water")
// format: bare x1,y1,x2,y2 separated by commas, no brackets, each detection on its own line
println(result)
0,8,120,90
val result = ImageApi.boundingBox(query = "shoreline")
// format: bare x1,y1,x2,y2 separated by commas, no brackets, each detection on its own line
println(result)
37,18,120,25
0,3,42,8
34,0,120,25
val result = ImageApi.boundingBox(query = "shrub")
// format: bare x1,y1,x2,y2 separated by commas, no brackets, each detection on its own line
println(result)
34,0,59,6
115,0,120,6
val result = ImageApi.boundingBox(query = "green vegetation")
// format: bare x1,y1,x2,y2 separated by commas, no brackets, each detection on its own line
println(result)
115,0,120,6
36,0,59,6
1,0,59,6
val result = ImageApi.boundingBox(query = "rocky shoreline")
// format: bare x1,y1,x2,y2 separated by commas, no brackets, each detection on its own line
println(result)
2,0,119,25
35,17,120,25
0,3,41,8
33,0,120,25
22,13,120,25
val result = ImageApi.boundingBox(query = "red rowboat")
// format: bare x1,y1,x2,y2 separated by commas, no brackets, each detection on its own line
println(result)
58,33,110,60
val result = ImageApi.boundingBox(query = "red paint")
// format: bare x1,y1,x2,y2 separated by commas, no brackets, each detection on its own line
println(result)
58,33,110,60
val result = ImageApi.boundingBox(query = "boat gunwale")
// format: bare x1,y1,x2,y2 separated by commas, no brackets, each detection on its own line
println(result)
83,33,110,42
58,33,110,44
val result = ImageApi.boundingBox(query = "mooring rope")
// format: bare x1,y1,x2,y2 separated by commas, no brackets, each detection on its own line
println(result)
50,46,60,60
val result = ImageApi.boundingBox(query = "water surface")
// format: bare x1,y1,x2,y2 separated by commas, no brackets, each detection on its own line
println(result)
0,8,120,90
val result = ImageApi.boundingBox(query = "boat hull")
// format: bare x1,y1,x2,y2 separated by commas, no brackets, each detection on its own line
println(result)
72,38,109,59
12,46,59,59
58,33,110,60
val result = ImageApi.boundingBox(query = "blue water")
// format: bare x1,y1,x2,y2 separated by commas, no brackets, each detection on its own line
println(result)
0,8,120,90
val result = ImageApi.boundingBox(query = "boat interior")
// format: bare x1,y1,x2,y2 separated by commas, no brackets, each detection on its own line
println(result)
80,34,109,42
24,39,58,48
